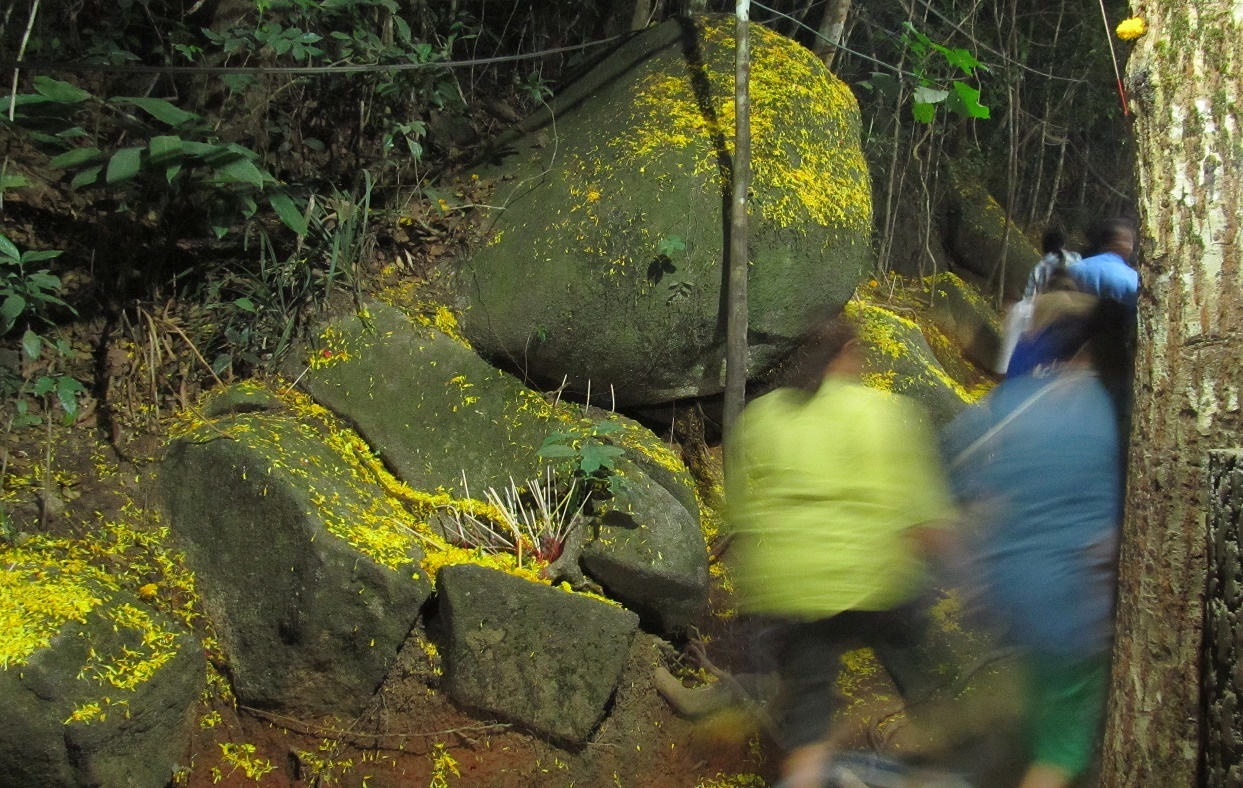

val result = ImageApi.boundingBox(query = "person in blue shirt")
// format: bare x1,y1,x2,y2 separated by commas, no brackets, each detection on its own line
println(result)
1068,218,1138,308
944,298,1130,788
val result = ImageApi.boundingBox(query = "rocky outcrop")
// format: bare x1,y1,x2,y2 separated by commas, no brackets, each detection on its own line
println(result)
457,14,872,406
581,459,708,633
294,303,709,624
161,390,432,715
943,168,1040,301
0,556,202,788
926,272,1003,372
845,299,980,428
437,563,638,744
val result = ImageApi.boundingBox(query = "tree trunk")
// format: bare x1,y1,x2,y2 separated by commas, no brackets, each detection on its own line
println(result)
812,0,850,69
1100,3,1243,785
722,0,750,444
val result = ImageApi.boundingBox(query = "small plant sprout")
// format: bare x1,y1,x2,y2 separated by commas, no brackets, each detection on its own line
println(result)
445,467,586,568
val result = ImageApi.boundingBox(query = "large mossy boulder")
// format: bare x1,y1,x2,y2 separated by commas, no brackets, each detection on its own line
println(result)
845,300,979,428
457,15,872,406
161,389,432,715
437,563,638,744
943,168,1040,300
0,549,202,788
581,459,708,633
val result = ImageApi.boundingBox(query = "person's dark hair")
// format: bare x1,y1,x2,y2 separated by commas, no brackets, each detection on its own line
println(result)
1085,218,1135,257
1081,297,1132,412
1042,229,1067,256
782,318,858,393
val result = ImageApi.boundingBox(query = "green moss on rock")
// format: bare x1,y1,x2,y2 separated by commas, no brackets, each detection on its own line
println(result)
458,15,872,406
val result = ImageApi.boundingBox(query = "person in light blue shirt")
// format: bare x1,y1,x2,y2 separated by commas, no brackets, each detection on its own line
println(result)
1067,218,1138,308
944,298,1130,788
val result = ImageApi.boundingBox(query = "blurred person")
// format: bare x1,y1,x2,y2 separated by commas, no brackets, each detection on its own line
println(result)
728,319,955,788
1067,218,1138,308
1004,276,1095,379
1024,229,1082,300
943,298,1129,788
996,229,1082,374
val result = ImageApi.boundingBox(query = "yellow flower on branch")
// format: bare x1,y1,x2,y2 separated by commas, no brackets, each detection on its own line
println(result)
1116,17,1147,41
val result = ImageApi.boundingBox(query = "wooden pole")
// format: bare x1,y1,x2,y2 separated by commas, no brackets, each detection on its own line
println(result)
722,0,751,445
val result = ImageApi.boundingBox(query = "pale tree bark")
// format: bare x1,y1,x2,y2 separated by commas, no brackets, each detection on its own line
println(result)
722,0,751,443
812,0,851,69
1101,2,1243,785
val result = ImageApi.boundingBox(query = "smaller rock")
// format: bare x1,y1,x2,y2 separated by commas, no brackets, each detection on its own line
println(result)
438,563,638,744
926,273,1002,371
581,459,708,633
0,572,203,788
846,299,974,428
162,390,433,715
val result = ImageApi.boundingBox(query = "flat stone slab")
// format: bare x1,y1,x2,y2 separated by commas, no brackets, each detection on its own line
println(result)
438,563,638,744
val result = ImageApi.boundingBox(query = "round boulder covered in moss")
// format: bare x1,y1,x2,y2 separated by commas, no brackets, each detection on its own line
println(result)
457,14,872,406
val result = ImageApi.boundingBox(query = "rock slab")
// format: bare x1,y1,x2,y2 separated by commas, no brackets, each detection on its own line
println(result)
438,563,638,744
458,15,872,406
162,396,432,715
0,580,202,788
581,459,709,633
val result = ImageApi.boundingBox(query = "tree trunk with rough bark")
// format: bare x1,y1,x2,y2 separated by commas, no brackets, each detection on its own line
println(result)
1101,3,1243,785
812,0,851,69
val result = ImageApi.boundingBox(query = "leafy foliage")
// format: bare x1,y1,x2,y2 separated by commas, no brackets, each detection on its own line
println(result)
2,77,304,239
538,420,627,495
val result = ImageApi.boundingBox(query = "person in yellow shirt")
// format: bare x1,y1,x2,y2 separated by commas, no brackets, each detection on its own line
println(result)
729,318,955,788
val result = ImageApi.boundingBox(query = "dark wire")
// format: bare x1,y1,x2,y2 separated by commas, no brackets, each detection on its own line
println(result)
0,34,627,76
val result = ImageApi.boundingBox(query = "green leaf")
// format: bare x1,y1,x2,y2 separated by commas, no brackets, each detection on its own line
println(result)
537,444,578,459
106,147,144,184
71,165,103,189
269,192,308,236
948,81,991,119
33,77,92,104
233,297,256,312
940,46,983,77
148,135,184,162
0,174,30,190
165,164,183,184
213,157,267,188
1,294,25,326
116,96,199,127
181,140,221,159
55,375,80,415
0,232,20,261
579,442,624,475
912,101,937,124
32,376,54,397
20,252,61,265
656,235,686,257
21,330,41,360
912,85,949,105
24,270,61,287
49,147,103,170
590,421,624,436
56,376,85,416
